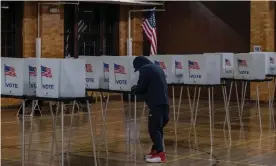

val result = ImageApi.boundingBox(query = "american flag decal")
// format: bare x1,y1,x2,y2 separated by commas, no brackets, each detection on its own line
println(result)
41,66,52,78
104,63,109,72
29,66,37,76
225,59,231,66
154,60,166,70
4,65,16,77
86,64,93,73
237,59,247,67
270,57,274,64
114,63,126,74
175,61,182,69
188,61,200,70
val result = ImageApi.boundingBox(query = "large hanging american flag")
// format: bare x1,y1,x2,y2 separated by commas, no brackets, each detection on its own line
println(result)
142,9,157,55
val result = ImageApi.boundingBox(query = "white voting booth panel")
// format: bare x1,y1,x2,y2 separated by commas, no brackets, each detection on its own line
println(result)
1,57,24,96
36,58,86,98
183,54,221,84
171,55,186,83
79,56,103,89
109,56,138,91
234,53,266,79
148,55,172,83
100,56,118,89
249,52,276,75
203,53,234,78
23,58,37,95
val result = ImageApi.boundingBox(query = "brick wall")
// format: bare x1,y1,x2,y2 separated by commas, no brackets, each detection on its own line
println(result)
250,1,275,101
119,5,143,56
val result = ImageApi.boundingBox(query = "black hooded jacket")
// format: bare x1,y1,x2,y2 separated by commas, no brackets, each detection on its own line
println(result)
132,56,169,108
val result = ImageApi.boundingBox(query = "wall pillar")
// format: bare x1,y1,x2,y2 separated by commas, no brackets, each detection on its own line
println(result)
250,1,275,101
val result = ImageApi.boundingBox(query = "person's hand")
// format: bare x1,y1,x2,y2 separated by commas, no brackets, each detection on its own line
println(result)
131,85,137,94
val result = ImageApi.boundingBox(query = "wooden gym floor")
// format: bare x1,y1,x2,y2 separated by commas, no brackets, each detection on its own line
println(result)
1,98,276,166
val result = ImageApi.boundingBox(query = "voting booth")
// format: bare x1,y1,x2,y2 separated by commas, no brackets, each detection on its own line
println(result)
109,56,139,91
171,55,186,83
148,55,172,83
249,52,276,75
1,57,24,96
79,56,103,89
23,58,37,96
183,54,221,84
36,58,86,98
204,53,234,78
98,56,118,89
234,53,266,80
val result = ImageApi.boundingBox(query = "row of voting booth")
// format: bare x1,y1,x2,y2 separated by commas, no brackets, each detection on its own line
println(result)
1,52,276,97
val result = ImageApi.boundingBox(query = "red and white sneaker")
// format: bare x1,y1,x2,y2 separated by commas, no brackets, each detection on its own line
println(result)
145,152,166,163
144,150,157,159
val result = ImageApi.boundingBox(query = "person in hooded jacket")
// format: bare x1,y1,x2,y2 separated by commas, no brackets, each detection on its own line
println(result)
131,56,169,163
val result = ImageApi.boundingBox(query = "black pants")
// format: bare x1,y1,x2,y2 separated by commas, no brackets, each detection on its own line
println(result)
148,104,169,153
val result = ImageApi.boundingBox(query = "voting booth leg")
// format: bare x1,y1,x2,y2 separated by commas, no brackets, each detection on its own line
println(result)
49,102,61,166
98,92,109,156
223,81,233,129
172,86,176,142
120,94,129,155
66,100,77,163
134,95,137,163
175,86,184,143
187,87,197,138
17,100,42,117
235,82,241,119
30,100,42,116
188,87,200,138
256,84,263,133
222,86,232,143
86,100,98,166
268,81,275,130
239,81,248,127
21,99,26,166
189,87,201,138
208,87,214,148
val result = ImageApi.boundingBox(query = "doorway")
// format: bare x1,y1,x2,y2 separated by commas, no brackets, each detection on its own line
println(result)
64,3,119,57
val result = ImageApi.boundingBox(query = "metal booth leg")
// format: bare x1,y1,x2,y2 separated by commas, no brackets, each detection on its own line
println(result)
49,102,61,166
189,87,201,139
256,84,262,133
222,85,232,143
134,95,137,163
187,87,197,138
61,102,65,166
272,78,276,129
239,81,248,127
21,99,26,166
86,100,98,166
224,81,233,130
99,92,109,156
120,94,129,157
127,93,132,160
66,100,77,164
176,86,183,143
208,87,214,149
172,86,177,142
192,87,202,127
267,81,275,131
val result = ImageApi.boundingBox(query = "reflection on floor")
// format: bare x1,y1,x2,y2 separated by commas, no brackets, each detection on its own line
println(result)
1,98,276,166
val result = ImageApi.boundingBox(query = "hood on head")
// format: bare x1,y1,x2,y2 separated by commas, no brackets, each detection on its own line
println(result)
133,56,152,72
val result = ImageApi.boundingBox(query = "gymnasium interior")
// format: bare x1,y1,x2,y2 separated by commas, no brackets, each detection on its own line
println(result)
1,1,276,166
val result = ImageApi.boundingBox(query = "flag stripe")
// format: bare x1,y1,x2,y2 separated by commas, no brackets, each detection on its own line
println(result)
142,10,157,55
